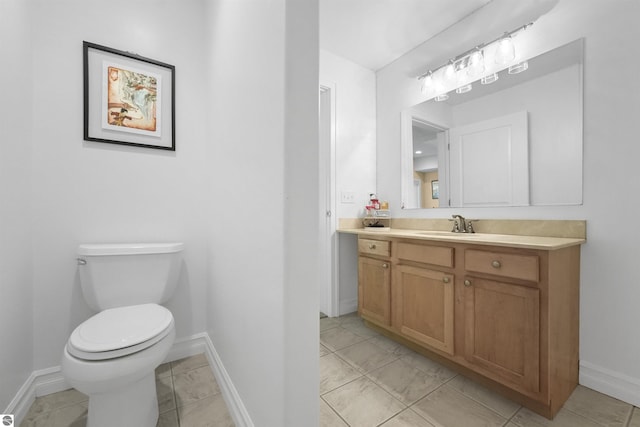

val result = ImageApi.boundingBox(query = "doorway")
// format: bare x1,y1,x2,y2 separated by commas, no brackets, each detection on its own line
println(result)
319,84,338,317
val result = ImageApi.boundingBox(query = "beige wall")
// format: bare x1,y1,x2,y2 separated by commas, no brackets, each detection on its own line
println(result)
415,171,439,209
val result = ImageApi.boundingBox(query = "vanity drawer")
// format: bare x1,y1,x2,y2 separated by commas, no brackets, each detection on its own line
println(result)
359,238,391,257
397,242,454,268
465,249,539,282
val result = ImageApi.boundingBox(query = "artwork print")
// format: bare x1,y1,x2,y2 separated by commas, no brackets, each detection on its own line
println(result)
84,41,175,150
103,63,161,136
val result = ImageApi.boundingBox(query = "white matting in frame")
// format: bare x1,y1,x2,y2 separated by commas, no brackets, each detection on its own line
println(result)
83,41,175,150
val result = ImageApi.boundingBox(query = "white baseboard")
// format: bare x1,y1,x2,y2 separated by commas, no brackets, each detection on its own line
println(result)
199,333,254,427
339,298,357,316
4,366,70,425
5,333,252,427
5,371,36,425
580,360,640,407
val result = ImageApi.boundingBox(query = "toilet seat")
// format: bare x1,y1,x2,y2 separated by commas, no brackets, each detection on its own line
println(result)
67,303,174,361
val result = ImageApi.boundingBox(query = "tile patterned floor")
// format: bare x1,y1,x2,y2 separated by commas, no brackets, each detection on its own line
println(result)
321,313,640,427
19,353,234,427
17,316,640,426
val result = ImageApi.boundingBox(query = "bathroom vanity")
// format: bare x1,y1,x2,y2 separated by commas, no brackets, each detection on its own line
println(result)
340,220,585,419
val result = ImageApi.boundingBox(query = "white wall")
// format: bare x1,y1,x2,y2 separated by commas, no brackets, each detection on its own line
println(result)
28,0,209,370
0,0,34,410
320,50,377,217
320,50,376,314
205,0,319,425
2,0,321,423
377,0,640,406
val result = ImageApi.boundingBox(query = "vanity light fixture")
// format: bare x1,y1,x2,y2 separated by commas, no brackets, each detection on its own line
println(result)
416,22,532,100
508,61,529,74
495,33,516,65
420,71,434,94
481,73,499,84
456,84,472,94
443,60,456,84
467,48,485,77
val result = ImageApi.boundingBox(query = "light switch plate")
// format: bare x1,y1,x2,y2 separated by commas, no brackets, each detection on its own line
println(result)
341,191,355,203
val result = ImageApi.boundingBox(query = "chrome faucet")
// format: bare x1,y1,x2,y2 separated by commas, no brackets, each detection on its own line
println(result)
451,215,476,233
451,215,467,233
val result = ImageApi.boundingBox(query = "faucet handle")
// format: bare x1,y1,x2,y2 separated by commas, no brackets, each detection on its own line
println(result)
451,214,467,233
467,220,475,233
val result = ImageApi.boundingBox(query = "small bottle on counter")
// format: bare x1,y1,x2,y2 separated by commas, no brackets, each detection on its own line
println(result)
369,193,380,210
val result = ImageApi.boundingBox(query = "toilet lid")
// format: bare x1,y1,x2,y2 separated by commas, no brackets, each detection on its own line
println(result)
68,303,174,360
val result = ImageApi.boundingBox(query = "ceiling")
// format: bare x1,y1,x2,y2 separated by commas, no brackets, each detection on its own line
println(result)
319,0,493,71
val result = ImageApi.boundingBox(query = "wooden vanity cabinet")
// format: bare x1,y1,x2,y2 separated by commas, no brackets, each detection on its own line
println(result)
356,234,581,419
357,238,392,327
462,257,541,396
393,241,455,355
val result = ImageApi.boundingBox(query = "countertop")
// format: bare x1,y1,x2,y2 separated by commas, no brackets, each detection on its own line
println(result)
338,228,586,250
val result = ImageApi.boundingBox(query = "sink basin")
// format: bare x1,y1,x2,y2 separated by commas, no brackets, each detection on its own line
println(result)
416,230,482,238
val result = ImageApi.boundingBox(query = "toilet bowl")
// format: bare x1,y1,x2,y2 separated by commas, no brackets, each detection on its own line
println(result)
62,303,176,427
61,243,183,427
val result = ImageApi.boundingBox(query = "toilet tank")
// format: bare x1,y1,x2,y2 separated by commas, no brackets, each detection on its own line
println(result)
77,243,184,311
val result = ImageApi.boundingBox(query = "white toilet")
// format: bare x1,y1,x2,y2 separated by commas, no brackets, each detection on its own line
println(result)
61,242,184,427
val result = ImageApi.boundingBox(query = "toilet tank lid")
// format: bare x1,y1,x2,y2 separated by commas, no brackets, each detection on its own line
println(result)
78,242,184,256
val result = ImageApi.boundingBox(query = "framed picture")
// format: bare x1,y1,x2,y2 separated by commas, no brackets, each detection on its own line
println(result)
83,41,175,150
431,180,439,199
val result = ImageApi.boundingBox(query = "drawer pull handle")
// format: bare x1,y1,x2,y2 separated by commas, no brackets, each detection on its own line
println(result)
382,263,389,269
491,260,501,268
369,244,376,249
442,277,450,283
464,279,472,287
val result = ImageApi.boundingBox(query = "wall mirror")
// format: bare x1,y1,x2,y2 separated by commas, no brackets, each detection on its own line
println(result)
401,38,583,209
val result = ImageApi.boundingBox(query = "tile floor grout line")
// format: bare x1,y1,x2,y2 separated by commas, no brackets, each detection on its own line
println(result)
320,371,367,397
504,406,522,427
403,372,458,414
320,394,352,427
623,407,634,427
446,383,511,421
444,378,523,423
563,404,632,427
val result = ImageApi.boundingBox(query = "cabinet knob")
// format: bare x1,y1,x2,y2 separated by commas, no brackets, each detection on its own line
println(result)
491,260,501,268
442,277,450,283
382,263,389,269
369,244,376,249
464,279,472,287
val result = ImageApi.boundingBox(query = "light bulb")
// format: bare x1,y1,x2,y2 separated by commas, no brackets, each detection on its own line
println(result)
495,34,515,64
420,71,434,94
443,61,456,84
467,49,485,77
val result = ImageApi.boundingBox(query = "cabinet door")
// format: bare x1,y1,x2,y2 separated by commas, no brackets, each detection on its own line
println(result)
358,256,391,326
394,265,454,355
464,277,540,394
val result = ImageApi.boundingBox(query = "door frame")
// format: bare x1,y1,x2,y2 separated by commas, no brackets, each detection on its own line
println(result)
319,83,338,317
